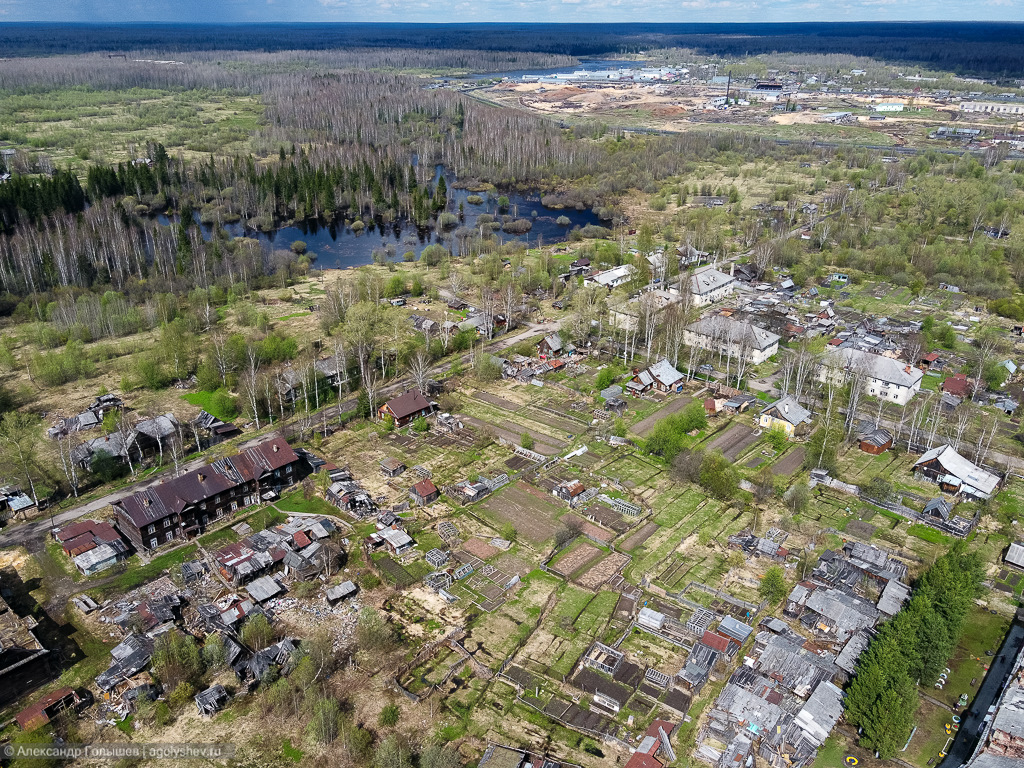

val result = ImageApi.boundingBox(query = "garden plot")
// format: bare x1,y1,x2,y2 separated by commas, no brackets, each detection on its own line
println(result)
461,416,561,455
621,522,659,551
706,424,761,461
548,540,604,577
575,551,629,590
521,407,585,435
473,391,521,411
772,446,805,476
583,502,633,533
631,395,694,437
480,482,564,545
653,489,706,527
501,421,568,450
602,453,664,487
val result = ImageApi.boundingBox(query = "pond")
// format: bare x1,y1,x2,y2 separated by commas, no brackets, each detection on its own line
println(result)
179,165,603,270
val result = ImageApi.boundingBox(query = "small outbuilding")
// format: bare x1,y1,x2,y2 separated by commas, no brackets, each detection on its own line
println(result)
857,426,893,455
1005,541,1024,570
326,581,358,602
380,458,407,477
195,684,230,716
409,479,440,507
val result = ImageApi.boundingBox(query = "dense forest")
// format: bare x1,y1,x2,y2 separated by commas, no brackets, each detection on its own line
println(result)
0,22,1022,78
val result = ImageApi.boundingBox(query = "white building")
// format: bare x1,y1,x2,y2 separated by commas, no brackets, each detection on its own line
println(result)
874,102,905,112
689,267,736,307
960,101,1024,115
585,264,635,289
817,347,923,405
684,316,781,365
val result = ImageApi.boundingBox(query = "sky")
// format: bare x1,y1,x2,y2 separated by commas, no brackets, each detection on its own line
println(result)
0,0,1021,22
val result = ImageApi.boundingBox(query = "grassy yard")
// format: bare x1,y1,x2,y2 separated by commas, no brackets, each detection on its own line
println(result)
275,490,339,517
181,390,239,422
904,700,956,768
928,606,1012,709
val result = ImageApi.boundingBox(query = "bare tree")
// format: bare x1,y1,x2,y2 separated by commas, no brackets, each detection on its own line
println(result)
408,350,431,397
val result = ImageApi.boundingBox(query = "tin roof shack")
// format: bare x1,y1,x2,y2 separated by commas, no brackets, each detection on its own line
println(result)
857,426,893,454
326,475,376,518
839,542,910,585
195,684,230,716
47,394,124,439
717,617,754,645
761,681,845,768
380,458,406,477
1006,541,1024,569
54,520,129,575
55,519,122,556
0,584,52,708
800,588,878,643
727,530,789,561
552,479,587,506
378,389,435,427
15,687,90,730
113,437,307,552
913,444,1002,500
232,637,298,687
410,479,440,507
941,373,973,398
191,410,242,447
326,581,358,603
96,634,155,692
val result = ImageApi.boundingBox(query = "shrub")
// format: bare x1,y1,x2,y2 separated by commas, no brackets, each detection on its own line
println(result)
378,704,400,727
168,681,197,711
594,367,617,391
412,416,429,433
759,565,789,604
699,451,739,500
290,240,307,254
521,432,535,450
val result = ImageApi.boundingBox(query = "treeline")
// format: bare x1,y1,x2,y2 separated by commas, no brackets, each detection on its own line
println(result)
844,543,985,759
0,23,1021,78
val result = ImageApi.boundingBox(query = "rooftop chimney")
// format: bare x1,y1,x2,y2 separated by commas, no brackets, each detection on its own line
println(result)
273,444,279,452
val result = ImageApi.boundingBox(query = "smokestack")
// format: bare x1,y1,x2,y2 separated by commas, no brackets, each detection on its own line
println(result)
726,71,731,103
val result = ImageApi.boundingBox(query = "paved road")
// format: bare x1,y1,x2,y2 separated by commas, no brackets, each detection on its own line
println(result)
938,620,1024,768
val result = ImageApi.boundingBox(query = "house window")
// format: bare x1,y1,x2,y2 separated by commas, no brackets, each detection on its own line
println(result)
202,515,208,526
231,502,237,512
150,538,158,549
163,518,171,527
148,524,155,534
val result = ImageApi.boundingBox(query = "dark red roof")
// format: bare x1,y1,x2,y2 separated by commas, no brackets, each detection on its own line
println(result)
411,479,438,498
623,753,663,768
16,688,75,730
827,338,842,346
294,531,311,548
942,373,971,397
922,352,939,363
645,719,676,739
700,630,733,654
381,389,432,420
63,533,98,556
56,520,119,544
